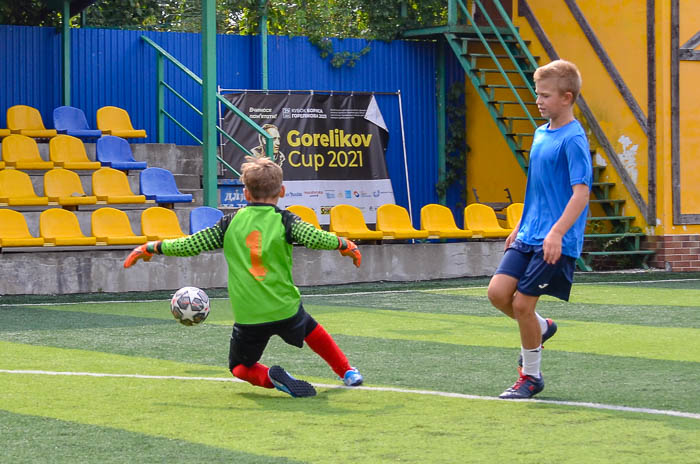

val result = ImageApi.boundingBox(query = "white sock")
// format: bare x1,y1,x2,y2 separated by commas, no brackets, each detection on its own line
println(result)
521,347,542,378
535,312,548,335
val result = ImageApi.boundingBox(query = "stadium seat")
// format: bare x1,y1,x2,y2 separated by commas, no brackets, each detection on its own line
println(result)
6,105,57,138
420,204,473,239
0,128,10,138
92,167,147,204
91,207,147,245
505,202,524,229
0,169,49,206
53,106,102,139
376,204,429,240
96,106,147,138
0,209,44,247
189,206,223,234
141,207,187,240
44,168,97,206
96,135,147,170
39,208,97,246
49,135,101,170
329,204,384,240
1,134,54,170
139,167,193,204
287,204,324,230
464,203,513,238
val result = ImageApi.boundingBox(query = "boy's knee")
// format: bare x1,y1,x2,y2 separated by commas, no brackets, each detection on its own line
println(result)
487,285,511,310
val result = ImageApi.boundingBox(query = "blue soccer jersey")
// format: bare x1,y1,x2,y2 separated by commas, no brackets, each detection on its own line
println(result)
516,119,592,258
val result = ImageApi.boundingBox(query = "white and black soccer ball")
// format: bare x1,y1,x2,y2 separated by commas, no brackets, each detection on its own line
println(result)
170,286,210,326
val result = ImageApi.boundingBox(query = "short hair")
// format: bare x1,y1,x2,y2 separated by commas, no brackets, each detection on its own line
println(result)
534,59,582,101
240,155,283,199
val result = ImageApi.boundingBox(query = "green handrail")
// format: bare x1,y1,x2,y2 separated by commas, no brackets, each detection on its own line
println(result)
455,0,537,129
140,35,274,178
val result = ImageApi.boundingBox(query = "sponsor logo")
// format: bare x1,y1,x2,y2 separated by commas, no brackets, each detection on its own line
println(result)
353,191,360,198
320,206,332,215
373,190,381,197
344,190,352,199
538,283,549,289
285,192,303,197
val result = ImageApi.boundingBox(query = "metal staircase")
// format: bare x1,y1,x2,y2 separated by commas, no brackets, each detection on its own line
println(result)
404,0,654,270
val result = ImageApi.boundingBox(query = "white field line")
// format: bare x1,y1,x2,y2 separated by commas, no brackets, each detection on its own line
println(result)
1,369,698,421
2,278,700,307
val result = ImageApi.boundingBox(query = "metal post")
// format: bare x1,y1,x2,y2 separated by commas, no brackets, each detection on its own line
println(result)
448,0,458,26
436,42,446,206
202,0,218,207
260,0,268,90
397,90,413,225
156,53,165,143
62,0,71,106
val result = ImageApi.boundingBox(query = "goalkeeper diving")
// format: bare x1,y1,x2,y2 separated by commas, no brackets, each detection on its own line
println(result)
124,156,363,397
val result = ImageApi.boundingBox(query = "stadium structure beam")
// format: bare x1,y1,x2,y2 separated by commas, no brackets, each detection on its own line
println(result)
202,0,218,207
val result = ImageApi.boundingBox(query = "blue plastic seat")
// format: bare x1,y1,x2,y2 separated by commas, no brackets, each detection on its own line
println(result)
53,106,102,139
189,206,224,234
96,135,147,170
139,167,193,204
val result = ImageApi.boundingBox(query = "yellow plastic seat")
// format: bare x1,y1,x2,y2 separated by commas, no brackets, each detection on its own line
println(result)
1,134,54,170
0,169,49,206
287,204,325,230
376,204,429,240
92,167,146,204
464,203,513,238
92,207,147,245
141,206,187,240
505,202,524,229
49,135,101,170
420,204,473,239
44,168,97,206
39,208,97,246
0,128,10,138
0,209,44,247
329,204,384,240
96,106,147,138
6,105,57,138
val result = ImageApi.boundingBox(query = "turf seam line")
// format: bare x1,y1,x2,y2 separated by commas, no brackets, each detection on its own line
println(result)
2,369,698,420
3,278,700,306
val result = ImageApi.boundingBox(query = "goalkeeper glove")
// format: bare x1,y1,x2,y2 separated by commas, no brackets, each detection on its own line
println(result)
338,237,361,268
123,241,161,268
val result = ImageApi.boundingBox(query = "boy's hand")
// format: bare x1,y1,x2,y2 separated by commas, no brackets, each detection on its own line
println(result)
542,230,563,264
338,238,361,268
504,228,518,250
124,241,161,268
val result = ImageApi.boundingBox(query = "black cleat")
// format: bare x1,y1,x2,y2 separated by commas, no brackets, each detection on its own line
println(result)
268,365,317,398
499,373,545,399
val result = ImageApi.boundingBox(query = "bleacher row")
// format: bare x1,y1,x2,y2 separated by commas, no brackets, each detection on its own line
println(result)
295,202,524,241
1,200,523,249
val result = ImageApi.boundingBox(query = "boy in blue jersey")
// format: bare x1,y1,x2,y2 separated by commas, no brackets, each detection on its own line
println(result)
124,156,364,398
487,60,592,399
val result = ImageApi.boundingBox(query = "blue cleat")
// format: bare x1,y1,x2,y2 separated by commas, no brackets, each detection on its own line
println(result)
268,365,316,398
342,368,363,386
499,373,545,399
518,318,558,368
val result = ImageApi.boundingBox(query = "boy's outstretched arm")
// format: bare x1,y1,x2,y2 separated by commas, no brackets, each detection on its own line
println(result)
123,223,226,268
288,217,361,267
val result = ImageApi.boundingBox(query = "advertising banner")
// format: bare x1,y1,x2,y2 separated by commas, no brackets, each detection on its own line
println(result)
220,92,395,224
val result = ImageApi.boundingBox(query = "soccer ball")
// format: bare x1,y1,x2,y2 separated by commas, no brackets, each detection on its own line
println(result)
170,286,210,326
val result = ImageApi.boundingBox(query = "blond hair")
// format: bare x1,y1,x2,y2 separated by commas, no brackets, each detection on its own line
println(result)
240,155,283,199
534,59,582,101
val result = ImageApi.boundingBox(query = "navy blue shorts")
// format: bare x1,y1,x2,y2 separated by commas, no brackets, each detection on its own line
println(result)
228,304,318,369
494,239,576,301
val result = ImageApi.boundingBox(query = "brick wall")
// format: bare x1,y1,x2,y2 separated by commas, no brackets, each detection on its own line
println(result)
642,235,700,271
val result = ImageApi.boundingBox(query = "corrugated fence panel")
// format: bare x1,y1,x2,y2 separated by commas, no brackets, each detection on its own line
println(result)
0,26,465,220
0,25,61,129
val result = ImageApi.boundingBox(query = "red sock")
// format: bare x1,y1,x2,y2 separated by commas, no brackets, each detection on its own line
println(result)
231,363,274,389
304,324,352,378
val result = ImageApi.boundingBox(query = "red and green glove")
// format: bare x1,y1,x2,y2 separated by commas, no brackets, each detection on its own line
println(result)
123,241,161,268
338,237,361,268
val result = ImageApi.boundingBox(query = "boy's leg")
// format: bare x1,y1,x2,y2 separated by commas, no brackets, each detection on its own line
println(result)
232,363,274,389
229,324,273,388
487,273,519,318
304,324,353,378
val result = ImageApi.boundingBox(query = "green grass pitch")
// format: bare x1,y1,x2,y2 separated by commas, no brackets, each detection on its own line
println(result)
1,273,699,463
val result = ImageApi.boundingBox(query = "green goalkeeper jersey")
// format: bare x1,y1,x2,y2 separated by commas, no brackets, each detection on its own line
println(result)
160,204,340,324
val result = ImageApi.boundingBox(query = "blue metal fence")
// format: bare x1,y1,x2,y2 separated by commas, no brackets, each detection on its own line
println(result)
0,25,464,222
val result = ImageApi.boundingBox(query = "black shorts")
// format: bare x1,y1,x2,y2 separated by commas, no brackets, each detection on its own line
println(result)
228,304,318,369
494,239,576,301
